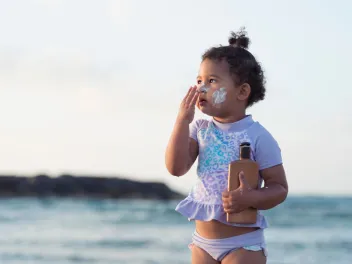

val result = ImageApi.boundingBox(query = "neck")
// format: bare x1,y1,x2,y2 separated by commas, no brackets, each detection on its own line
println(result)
213,111,246,124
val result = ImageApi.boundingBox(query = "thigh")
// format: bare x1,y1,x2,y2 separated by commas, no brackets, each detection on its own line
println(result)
221,247,266,264
191,244,220,264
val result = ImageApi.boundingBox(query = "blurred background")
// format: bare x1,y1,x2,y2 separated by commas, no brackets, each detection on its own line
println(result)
0,0,351,263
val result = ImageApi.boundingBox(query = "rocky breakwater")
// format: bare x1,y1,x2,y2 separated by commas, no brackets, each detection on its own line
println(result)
0,174,184,200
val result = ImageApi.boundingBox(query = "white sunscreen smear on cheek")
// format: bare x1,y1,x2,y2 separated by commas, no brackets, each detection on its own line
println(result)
212,87,227,106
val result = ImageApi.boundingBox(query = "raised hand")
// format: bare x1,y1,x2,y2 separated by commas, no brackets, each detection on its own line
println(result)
176,85,199,124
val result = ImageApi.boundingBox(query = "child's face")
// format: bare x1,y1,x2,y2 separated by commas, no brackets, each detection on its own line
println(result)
196,59,247,117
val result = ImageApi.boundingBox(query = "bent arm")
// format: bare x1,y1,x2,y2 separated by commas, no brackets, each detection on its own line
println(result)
251,164,288,210
165,120,198,176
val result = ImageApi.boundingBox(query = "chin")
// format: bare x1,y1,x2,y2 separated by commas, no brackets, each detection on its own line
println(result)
199,105,217,117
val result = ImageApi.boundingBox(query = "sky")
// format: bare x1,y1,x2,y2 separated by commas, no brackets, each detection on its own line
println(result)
0,0,351,196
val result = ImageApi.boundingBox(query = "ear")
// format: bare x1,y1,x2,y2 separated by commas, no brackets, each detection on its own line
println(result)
236,83,251,102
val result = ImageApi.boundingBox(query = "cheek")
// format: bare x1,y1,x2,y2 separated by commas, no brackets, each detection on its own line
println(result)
211,87,227,105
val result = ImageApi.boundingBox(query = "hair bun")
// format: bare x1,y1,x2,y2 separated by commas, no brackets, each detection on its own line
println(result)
228,27,250,49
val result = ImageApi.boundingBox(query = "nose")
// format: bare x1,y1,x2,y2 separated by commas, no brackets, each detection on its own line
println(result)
197,85,209,94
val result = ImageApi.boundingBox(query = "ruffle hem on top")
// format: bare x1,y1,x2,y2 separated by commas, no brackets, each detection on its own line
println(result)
175,197,268,229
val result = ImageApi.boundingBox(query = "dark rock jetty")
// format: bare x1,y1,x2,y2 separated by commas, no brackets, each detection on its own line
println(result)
0,174,183,200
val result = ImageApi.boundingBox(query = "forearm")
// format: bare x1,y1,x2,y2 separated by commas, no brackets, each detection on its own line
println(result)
251,183,288,210
165,119,191,176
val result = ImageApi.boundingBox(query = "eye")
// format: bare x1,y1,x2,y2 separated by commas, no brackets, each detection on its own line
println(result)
209,79,216,83
197,79,202,84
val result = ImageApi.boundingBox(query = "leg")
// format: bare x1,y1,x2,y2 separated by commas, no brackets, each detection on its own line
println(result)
190,244,220,264
221,247,266,264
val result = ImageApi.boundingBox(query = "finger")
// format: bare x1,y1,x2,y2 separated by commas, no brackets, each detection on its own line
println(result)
223,202,234,211
182,87,193,103
224,208,238,214
222,191,230,198
184,86,194,104
188,86,198,106
185,86,197,105
225,205,243,213
189,86,199,106
239,171,251,189
223,198,235,208
222,197,231,205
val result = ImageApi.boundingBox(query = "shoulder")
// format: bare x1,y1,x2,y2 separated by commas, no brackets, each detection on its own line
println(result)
246,120,282,170
189,118,211,142
247,121,279,145
190,118,211,130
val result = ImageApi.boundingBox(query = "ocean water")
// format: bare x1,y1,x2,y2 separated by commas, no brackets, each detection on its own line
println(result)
0,196,351,264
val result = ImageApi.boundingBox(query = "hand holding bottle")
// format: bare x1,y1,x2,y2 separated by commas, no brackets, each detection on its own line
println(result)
222,171,255,214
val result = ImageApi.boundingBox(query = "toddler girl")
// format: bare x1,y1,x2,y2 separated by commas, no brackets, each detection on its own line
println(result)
165,28,288,264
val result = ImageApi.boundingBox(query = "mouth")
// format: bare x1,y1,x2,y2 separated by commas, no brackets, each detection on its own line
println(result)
198,97,207,107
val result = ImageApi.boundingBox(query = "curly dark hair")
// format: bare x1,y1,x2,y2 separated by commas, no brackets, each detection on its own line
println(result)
201,27,266,107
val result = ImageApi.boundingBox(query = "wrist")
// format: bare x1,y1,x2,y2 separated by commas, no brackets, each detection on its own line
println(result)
175,117,191,126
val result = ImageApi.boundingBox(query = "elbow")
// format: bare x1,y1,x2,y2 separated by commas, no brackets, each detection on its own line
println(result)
165,154,191,177
168,170,185,177
280,186,289,204
165,162,188,177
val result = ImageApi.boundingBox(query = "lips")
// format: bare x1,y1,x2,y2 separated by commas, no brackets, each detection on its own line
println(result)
198,97,207,107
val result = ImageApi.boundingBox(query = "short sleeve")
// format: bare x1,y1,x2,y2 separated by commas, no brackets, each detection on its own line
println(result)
189,119,202,142
254,130,283,170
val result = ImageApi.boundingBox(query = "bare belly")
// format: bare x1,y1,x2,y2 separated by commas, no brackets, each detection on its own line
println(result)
195,219,259,239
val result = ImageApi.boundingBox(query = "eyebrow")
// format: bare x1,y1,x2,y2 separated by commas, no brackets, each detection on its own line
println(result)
196,74,222,79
